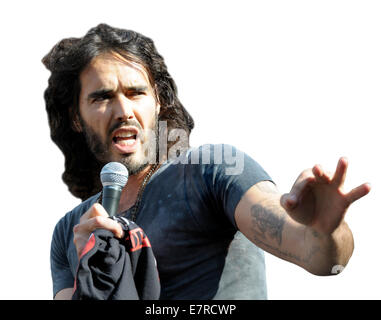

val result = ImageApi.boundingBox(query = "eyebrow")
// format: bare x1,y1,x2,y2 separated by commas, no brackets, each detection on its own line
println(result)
87,86,149,101
126,85,149,93
87,88,113,102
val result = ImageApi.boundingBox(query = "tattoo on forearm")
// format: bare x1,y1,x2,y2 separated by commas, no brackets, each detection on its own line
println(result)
250,202,321,265
310,229,323,239
251,234,320,265
250,202,285,246
251,234,302,262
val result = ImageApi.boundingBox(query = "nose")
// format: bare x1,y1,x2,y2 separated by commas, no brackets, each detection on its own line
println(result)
113,94,135,122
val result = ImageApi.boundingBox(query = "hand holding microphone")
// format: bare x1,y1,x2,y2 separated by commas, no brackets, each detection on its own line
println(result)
73,162,129,259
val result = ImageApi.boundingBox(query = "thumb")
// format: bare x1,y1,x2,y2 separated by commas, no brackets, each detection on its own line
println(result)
280,193,298,210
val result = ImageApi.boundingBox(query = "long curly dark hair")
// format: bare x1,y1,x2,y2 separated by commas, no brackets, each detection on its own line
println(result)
42,23,194,201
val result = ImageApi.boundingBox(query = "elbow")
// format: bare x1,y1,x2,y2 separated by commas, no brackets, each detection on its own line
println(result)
305,249,353,277
306,263,348,276
305,222,355,276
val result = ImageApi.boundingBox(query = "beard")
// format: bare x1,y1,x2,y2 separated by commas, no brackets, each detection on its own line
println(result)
79,114,159,176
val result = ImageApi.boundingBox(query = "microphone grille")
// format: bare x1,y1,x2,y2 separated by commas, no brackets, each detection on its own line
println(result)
100,162,129,188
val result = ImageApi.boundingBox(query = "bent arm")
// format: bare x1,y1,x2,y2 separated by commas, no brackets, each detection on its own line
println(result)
234,181,354,275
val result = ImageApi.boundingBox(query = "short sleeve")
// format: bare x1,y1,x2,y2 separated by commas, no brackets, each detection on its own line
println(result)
199,144,273,229
50,217,75,298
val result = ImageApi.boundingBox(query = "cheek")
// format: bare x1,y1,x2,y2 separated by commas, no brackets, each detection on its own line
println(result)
80,106,112,139
135,98,159,129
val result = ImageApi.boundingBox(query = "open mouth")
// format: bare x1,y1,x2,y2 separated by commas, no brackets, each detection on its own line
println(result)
111,127,140,152
112,131,137,146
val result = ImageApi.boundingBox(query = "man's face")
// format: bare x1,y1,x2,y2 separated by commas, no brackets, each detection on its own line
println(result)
78,52,160,175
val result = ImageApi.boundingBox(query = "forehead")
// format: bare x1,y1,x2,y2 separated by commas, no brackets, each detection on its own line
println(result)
80,52,152,91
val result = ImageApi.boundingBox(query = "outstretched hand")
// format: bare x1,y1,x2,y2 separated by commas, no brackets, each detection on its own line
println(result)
280,157,371,235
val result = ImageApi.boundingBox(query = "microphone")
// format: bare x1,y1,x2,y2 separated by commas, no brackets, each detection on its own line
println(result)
100,162,129,217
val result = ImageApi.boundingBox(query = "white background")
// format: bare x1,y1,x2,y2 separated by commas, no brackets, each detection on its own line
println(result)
0,0,379,299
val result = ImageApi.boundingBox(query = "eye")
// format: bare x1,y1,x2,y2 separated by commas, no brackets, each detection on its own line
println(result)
126,89,146,98
93,93,112,103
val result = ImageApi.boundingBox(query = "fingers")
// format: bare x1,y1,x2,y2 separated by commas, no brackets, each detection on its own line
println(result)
312,164,331,183
73,203,124,258
312,158,348,187
79,203,108,223
282,169,316,209
282,158,370,216
332,157,348,187
345,183,371,204
75,215,124,238
280,193,298,210
282,159,344,211
74,203,124,238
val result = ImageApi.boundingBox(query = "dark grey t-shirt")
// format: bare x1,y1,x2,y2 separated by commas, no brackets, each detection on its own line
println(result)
50,144,273,299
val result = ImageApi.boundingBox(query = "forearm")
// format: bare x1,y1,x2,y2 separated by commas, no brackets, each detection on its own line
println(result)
235,185,355,276
236,192,315,271
249,196,355,275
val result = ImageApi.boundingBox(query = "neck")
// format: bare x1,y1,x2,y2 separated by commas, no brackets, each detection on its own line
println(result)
117,164,155,213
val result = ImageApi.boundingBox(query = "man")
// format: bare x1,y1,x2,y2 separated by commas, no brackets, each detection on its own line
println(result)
44,24,371,300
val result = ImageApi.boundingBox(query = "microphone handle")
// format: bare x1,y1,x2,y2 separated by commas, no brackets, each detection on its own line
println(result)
102,185,122,217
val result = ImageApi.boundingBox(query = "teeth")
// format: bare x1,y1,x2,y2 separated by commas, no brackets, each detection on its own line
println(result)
118,139,136,146
115,132,136,138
